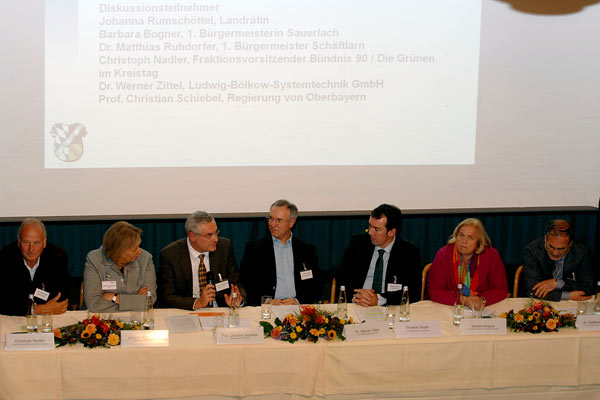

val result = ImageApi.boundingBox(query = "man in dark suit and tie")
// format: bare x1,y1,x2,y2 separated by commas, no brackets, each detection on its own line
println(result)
158,211,244,309
337,204,421,306
240,199,320,306
523,219,594,301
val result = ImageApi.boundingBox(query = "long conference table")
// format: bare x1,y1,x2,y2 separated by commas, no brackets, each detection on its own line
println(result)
2,298,600,400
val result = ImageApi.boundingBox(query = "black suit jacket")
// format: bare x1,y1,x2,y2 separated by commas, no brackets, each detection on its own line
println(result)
523,237,594,301
240,236,320,306
337,234,421,305
158,237,243,309
0,241,69,316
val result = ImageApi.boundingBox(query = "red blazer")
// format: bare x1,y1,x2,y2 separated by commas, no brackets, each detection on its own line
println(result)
426,244,508,305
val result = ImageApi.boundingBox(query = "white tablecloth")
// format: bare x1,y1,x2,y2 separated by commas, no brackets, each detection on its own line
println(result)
2,299,600,400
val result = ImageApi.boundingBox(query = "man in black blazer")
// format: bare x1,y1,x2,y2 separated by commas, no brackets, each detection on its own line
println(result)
523,219,594,301
158,211,244,310
240,200,320,306
0,218,69,316
337,204,421,306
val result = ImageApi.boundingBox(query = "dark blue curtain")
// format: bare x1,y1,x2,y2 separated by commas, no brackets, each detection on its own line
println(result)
1,210,597,279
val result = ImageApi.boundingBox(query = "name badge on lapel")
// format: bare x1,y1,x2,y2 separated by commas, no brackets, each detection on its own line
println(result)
300,263,313,280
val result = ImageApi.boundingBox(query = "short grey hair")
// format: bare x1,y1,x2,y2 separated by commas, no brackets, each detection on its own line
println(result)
185,211,214,234
17,218,47,241
270,199,298,220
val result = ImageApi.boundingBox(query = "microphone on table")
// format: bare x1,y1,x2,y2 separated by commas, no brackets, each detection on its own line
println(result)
206,271,214,307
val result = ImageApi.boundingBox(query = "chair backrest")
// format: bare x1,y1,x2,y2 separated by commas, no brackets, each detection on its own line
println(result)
513,265,523,298
330,277,337,304
79,280,84,310
421,263,432,301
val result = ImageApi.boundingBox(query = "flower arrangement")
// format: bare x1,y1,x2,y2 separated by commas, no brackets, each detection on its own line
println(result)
54,314,138,349
501,300,576,334
260,305,353,343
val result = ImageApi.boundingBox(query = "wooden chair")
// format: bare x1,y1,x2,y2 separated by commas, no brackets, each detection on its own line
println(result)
421,263,432,301
513,265,523,298
330,277,337,304
79,280,84,310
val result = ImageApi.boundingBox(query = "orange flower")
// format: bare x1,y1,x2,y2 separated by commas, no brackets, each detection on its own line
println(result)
108,333,120,346
315,315,326,324
290,332,297,340
514,314,525,323
53,329,62,339
296,325,303,333
115,320,124,329
546,319,557,331
289,317,298,327
309,328,319,336
81,331,90,339
271,326,282,339
95,333,102,340
303,315,311,323
327,330,337,340
85,324,97,334
340,319,346,325
319,328,325,335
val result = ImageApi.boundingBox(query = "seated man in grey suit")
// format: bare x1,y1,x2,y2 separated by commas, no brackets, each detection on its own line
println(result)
523,219,594,301
241,199,320,306
158,211,244,309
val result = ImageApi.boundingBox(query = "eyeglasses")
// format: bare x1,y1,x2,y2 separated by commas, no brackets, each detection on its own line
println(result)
193,229,220,239
546,241,570,254
266,216,291,225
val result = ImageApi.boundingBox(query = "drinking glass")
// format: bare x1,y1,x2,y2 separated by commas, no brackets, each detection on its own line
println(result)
261,296,272,320
41,313,53,333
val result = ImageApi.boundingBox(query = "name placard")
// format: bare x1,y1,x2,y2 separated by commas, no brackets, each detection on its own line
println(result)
121,330,169,347
394,320,441,338
215,327,264,344
459,318,506,335
576,315,600,331
343,321,391,342
5,333,54,351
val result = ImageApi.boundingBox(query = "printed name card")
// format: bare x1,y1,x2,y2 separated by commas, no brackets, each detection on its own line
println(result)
394,320,441,338
215,327,264,344
121,330,169,347
576,315,600,331
343,321,392,342
5,333,54,351
459,318,506,335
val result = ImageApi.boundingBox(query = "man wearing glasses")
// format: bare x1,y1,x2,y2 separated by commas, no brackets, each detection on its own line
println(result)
240,199,319,306
523,219,594,301
336,204,421,306
158,211,244,309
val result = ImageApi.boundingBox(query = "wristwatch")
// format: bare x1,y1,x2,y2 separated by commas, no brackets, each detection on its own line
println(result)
111,294,118,303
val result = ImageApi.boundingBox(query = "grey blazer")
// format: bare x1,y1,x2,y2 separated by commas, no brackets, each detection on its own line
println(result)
83,246,157,312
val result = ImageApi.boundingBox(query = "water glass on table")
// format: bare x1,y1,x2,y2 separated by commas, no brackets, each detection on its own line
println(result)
261,296,272,320
40,313,53,333
472,301,484,318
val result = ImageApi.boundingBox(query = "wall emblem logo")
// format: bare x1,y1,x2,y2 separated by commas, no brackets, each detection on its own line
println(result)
50,123,87,162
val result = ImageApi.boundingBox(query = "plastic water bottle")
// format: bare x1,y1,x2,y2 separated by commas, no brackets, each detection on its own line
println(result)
453,283,465,326
142,291,154,330
337,285,348,319
228,292,239,327
398,286,410,322
594,281,600,315
26,294,38,333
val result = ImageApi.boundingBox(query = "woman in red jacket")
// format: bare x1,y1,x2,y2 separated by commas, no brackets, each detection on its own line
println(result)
427,218,508,308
